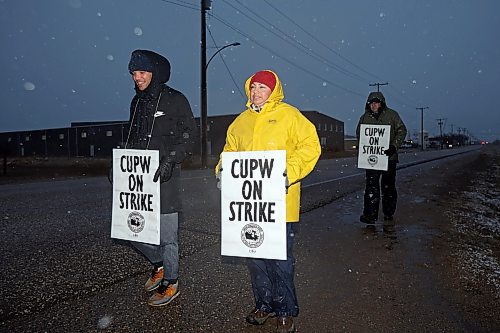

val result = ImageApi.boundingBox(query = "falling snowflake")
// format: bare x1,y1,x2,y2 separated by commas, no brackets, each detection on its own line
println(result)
106,54,114,61
23,82,35,91
97,315,113,329
134,27,143,36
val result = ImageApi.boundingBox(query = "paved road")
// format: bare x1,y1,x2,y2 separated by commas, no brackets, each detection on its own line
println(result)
0,146,482,332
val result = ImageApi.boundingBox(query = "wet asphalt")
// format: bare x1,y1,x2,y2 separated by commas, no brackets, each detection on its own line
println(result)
0,146,483,332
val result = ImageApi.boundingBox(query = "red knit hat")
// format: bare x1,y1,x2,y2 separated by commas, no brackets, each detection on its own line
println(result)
250,70,276,91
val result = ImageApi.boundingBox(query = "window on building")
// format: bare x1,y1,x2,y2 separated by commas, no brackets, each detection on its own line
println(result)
41,135,46,141
330,124,333,132
7,137,11,142
59,133,64,139
25,136,30,142
320,137,327,145
317,123,321,131
335,125,339,132
106,130,113,137
323,123,327,131
81,132,87,138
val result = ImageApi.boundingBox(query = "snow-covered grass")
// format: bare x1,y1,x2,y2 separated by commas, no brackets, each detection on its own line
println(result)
447,161,500,297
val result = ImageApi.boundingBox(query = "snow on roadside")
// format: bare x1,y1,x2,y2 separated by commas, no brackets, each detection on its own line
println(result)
446,156,500,297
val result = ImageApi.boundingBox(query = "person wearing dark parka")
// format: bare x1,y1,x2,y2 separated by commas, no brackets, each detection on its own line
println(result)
356,91,407,232
124,49,196,307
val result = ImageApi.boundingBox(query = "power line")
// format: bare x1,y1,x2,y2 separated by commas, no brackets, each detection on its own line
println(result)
262,0,381,81
158,0,415,106
208,13,364,97
157,0,199,11
157,1,432,115
225,0,420,110
206,26,245,99
224,0,367,82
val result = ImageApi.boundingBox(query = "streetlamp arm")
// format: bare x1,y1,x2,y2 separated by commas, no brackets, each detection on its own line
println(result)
206,42,240,69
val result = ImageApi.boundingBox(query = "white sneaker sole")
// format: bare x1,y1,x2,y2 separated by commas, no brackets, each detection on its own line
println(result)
148,291,180,307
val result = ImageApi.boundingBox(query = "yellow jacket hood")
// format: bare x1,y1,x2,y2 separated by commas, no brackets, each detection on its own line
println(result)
245,70,284,112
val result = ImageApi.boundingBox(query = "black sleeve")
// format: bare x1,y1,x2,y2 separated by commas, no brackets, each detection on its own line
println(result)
169,93,197,164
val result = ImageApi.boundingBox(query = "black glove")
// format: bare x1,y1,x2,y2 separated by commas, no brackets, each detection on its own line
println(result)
283,170,289,194
384,145,396,156
153,157,174,183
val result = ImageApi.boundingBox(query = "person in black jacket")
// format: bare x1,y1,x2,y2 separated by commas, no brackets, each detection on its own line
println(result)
125,49,196,307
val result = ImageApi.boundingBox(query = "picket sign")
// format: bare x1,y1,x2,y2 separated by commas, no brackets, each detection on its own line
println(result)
357,124,390,171
111,148,161,245
220,150,287,260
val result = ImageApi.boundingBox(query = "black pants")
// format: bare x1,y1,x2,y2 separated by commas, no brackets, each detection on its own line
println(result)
246,223,299,317
363,160,398,218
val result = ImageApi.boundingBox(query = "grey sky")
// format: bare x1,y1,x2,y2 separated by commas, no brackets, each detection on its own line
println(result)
1,0,499,142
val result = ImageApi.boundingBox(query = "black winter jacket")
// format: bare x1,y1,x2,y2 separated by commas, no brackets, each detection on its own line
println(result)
126,51,196,214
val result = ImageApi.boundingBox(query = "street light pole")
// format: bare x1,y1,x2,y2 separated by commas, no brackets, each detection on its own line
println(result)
200,0,209,168
200,4,240,168
200,41,240,168
416,106,429,150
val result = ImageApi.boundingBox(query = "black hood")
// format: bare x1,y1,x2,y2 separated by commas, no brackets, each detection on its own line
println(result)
128,50,171,97
365,91,387,112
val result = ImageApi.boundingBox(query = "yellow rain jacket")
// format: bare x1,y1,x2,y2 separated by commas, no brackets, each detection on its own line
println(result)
216,70,321,222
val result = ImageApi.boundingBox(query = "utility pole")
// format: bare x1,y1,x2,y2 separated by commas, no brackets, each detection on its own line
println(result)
436,118,446,148
200,0,211,168
369,82,388,92
416,107,429,150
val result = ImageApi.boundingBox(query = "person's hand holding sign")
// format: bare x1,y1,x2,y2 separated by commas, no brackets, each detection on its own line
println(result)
216,167,222,190
153,156,174,183
283,170,289,194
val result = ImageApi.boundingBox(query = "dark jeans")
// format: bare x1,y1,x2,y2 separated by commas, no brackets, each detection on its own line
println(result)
247,223,299,317
363,160,398,218
131,212,180,281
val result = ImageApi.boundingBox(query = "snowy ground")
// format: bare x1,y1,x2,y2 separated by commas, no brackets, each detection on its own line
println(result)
446,145,500,297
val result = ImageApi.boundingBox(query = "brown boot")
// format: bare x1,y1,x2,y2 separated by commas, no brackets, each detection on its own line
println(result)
246,309,275,325
276,316,295,333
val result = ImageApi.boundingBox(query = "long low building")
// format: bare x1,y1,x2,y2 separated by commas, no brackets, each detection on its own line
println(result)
0,111,344,159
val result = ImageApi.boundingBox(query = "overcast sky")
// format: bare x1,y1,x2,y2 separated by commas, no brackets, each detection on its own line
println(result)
1,0,499,142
